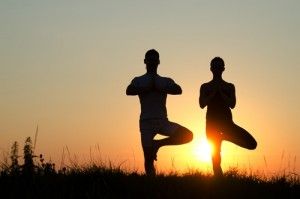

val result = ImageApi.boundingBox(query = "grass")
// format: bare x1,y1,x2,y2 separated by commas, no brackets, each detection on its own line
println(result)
0,137,299,198
0,164,299,199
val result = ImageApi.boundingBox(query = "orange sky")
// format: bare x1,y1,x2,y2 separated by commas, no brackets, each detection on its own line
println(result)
0,1,299,175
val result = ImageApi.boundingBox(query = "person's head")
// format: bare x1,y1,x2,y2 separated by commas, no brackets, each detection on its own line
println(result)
144,49,160,73
210,57,225,77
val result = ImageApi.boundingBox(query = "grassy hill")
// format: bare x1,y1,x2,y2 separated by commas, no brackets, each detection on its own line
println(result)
1,137,299,198
0,165,299,199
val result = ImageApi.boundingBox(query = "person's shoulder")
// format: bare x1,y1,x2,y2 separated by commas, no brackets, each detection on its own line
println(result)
135,73,148,79
200,81,211,88
222,81,235,91
158,75,175,83
132,74,147,81
130,74,147,85
157,74,168,79
223,80,235,87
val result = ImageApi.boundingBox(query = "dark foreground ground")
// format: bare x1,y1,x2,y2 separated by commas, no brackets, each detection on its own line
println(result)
0,167,299,199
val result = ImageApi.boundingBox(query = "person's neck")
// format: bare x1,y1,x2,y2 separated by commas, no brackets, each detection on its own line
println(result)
146,69,157,75
146,71,157,75
212,76,223,82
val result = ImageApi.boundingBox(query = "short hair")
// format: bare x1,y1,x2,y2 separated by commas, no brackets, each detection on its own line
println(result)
145,49,159,60
210,57,225,71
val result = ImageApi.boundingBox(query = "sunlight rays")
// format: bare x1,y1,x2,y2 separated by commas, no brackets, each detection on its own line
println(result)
194,138,214,163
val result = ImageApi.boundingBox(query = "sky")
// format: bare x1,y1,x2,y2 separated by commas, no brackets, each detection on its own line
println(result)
0,0,299,175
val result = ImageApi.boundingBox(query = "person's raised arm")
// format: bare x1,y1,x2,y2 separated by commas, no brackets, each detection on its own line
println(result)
199,84,217,109
126,77,153,95
219,83,236,108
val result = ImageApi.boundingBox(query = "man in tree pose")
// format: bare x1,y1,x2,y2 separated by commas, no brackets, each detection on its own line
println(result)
199,57,257,177
126,49,193,175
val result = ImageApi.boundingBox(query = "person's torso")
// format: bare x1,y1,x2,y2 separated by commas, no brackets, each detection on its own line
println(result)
136,74,171,120
206,82,232,121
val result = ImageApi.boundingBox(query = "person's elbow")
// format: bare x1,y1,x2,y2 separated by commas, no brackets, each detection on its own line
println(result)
229,101,236,109
173,88,182,95
199,102,206,109
126,90,136,96
126,90,131,95
126,89,132,95
199,98,206,109
126,86,136,95
168,85,182,95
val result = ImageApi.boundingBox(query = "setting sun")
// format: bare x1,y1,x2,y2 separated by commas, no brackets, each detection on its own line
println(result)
194,139,214,163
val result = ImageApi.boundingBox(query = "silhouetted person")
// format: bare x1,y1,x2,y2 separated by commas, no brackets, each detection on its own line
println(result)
199,57,257,177
126,49,193,176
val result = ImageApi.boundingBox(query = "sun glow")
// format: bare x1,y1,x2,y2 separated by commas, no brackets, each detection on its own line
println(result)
194,139,214,163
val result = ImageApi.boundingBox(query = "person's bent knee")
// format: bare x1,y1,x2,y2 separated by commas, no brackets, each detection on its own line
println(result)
187,130,193,142
247,138,257,150
249,139,257,150
183,128,193,143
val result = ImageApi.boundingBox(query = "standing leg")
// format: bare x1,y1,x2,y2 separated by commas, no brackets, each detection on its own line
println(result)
211,139,223,177
142,146,156,176
206,121,223,177
140,121,157,176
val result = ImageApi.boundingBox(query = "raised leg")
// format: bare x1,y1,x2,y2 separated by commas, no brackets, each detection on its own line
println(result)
223,122,257,150
141,121,193,176
155,126,193,149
